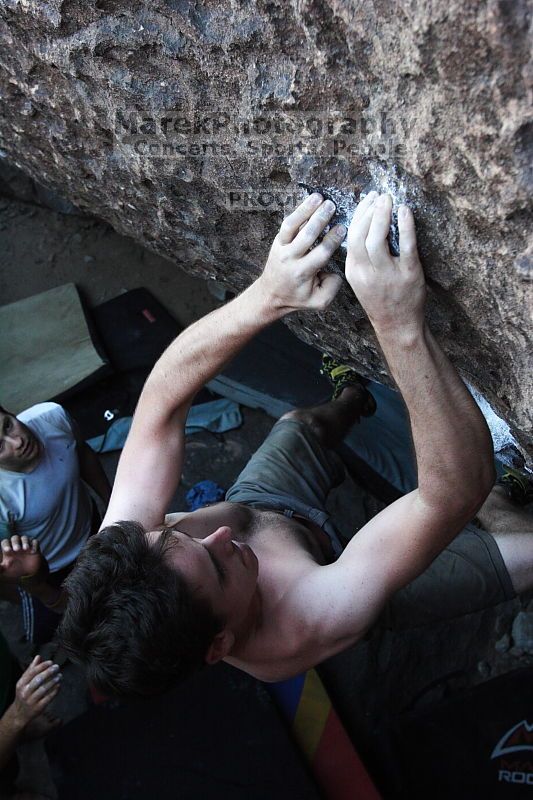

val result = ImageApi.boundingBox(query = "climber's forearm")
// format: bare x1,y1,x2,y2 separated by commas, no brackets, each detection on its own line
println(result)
139,280,282,422
376,321,495,515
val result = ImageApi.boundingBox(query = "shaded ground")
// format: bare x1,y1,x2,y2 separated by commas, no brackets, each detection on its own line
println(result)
0,181,218,326
1,167,532,797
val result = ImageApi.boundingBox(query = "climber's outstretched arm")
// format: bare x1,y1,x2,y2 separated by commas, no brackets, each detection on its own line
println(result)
100,194,346,531
280,193,496,662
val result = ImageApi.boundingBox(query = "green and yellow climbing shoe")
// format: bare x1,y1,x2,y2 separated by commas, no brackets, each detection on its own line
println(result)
497,466,533,506
320,354,376,415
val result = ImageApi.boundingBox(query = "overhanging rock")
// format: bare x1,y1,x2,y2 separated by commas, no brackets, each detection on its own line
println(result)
0,1,531,465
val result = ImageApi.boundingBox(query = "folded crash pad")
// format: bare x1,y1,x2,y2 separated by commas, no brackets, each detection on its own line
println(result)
0,283,110,413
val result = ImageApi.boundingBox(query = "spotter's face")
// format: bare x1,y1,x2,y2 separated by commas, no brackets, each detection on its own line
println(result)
0,412,42,473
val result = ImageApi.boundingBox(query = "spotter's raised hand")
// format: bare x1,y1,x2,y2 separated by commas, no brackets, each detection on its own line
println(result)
0,535,48,583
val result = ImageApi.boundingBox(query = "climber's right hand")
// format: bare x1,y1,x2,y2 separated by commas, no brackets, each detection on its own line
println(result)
256,194,345,313
345,192,427,338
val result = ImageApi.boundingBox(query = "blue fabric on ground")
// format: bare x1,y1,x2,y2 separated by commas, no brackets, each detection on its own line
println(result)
185,398,242,434
87,398,242,453
186,480,226,511
87,416,133,454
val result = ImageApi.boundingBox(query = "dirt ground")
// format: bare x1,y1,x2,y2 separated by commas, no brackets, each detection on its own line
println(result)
0,195,218,326
1,164,532,798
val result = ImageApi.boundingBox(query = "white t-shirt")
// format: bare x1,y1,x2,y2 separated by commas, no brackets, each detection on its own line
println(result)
0,403,92,572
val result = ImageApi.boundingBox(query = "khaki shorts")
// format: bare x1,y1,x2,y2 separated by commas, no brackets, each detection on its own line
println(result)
226,418,346,557
226,418,516,628
378,522,516,630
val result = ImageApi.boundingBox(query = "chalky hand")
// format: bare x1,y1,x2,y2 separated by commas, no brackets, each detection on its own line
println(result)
11,655,62,729
258,193,346,313
345,192,427,338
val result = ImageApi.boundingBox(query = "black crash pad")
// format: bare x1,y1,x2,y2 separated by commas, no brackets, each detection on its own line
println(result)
46,663,319,800
90,287,182,373
390,666,533,799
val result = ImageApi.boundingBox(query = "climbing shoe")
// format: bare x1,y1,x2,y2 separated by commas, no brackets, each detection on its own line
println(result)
497,466,533,506
320,354,376,415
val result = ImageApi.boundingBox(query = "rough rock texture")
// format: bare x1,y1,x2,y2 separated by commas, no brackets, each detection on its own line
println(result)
0,1,531,461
